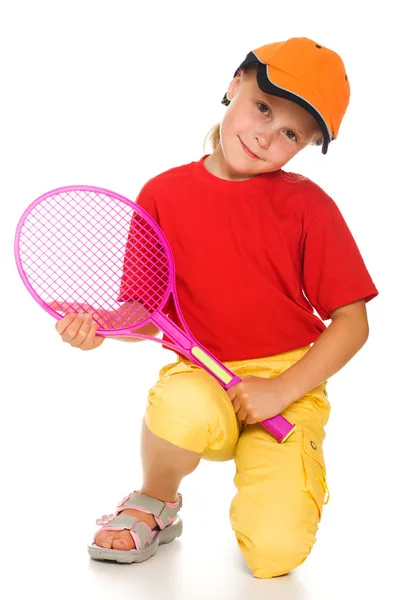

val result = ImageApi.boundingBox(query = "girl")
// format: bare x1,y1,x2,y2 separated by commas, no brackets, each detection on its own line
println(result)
55,37,378,578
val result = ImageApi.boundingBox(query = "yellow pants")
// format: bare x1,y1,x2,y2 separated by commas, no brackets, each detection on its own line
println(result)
145,344,331,578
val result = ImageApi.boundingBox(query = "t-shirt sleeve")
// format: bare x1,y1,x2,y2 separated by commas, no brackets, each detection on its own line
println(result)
135,182,159,223
302,195,379,320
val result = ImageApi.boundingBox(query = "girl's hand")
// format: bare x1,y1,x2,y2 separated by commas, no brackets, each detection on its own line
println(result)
226,375,289,425
49,302,105,351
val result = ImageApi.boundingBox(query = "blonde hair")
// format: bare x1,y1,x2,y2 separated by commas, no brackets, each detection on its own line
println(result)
202,67,323,183
203,122,222,155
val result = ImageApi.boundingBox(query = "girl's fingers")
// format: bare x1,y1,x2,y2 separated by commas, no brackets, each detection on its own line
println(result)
55,312,78,335
79,319,103,350
61,314,90,343
237,407,248,422
231,397,240,414
231,392,248,423
53,309,104,351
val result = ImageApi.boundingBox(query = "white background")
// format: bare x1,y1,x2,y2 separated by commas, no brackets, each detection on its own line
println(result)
1,1,398,598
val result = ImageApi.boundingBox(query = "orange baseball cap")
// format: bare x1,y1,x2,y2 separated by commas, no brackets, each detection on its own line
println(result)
221,37,350,154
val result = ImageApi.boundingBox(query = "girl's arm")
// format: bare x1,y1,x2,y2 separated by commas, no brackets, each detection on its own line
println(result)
107,300,161,341
109,321,161,342
277,299,369,408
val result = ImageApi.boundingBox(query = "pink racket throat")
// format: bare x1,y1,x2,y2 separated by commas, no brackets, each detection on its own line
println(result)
15,185,295,443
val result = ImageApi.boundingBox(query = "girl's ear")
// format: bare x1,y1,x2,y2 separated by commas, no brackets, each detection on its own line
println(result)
312,133,324,147
226,73,241,102
226,68,245,103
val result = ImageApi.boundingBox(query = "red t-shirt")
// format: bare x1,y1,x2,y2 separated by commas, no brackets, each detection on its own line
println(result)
124,154,378,361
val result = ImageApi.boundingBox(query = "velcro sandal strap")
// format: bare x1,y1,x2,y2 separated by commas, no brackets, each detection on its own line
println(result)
98,514,153,551
119,492,182,530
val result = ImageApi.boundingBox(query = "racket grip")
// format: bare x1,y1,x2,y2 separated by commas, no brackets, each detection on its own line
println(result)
190,344,296,443
259,415,296,443
150,313,296,443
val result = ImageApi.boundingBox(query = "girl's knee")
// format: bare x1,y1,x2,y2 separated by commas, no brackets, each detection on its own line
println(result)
230,494,319,579
145,368,220,453
148,370,213,422
232,525,315,579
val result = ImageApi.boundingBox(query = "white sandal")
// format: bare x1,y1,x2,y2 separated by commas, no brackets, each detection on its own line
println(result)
88,490,183,564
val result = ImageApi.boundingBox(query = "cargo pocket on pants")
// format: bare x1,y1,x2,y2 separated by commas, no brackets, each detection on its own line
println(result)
300,427,330,520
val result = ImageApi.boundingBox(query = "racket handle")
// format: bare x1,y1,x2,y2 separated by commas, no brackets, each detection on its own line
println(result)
151,312,240,386
190,344,296,442
150,312,296,443
260,415,296,443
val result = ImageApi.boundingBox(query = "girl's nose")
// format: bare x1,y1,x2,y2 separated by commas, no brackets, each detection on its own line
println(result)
255,133,272,151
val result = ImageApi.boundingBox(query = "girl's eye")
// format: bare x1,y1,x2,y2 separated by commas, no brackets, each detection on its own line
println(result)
285,130,298,142
257,103,298,143
257,102,270,115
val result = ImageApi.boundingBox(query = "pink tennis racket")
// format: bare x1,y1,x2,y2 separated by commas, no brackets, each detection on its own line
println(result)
14,185,296,443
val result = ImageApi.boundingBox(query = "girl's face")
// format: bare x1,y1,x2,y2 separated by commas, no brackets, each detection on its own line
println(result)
215,68,323,179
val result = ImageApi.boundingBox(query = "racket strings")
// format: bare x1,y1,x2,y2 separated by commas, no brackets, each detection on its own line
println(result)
18,190,170,330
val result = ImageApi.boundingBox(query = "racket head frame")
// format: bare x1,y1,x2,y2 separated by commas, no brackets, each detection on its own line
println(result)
14,184,193,338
